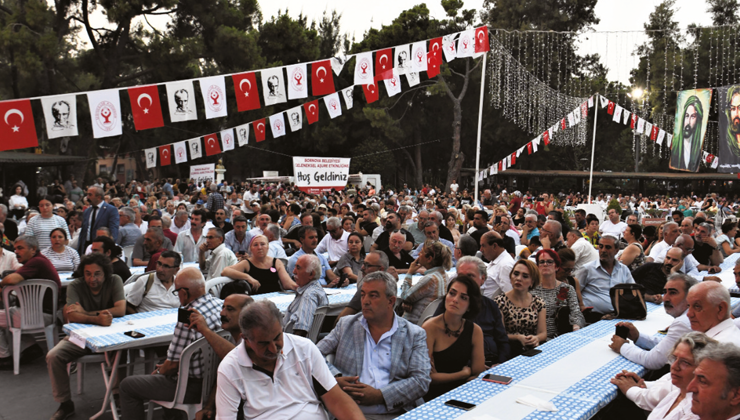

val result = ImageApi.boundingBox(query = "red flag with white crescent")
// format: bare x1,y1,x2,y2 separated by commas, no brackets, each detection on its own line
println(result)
128,85,164,130
651,125,659,141
204,133,222,156
253,119,267,142
159,145,172,166
543,130,550,145
375,48,394,81
363,83,379,104
232,72,261,112
475,26,490,53
304,101,320,125
311,60,336,96
527,142,533,155
428,38,443,78
607,101,615,115
631,113,638,129
0,99,38,151
510,152,516,166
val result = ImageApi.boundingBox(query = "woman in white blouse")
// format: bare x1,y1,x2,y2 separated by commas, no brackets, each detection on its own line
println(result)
646,332,717,420
41,228,80,273
8,184,28,220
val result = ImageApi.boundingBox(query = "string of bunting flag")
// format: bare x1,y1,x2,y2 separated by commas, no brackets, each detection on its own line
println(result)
0,26,492,160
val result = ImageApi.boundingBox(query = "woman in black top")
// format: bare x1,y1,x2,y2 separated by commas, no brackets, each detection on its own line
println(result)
221,235,296,295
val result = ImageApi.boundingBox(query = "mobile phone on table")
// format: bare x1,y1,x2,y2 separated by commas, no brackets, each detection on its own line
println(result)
521,348,542,357
177,307,191,325
124,331,145,338
482,374,513,385
616,325,630,340
444,400,476,411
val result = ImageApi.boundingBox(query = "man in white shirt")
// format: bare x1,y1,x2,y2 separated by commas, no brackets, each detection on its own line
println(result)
169,210,191,236
126,251,181,313
647,222,680,263
199,227,237,281
241,183,260,216
264,224,287,259
174,209,206,263
479,231,515,299
316,217,349,265
608,274,695,370
216,300,364,420
599,208,628,238
566,230,598,270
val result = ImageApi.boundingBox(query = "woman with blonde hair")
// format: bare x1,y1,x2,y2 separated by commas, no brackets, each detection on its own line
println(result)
221,235,296,295
400,240,453,324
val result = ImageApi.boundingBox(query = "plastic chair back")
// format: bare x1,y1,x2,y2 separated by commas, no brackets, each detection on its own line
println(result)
2,279,58,331
205,277,234,298
122,245,135,267
417,297,444,326
307,305,345,343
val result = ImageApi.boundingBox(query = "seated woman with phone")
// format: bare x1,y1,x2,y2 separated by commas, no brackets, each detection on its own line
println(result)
495,259,547,357
422,275,486,401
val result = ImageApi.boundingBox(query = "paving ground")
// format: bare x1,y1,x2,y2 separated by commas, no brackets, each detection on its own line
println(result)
0,339,168,420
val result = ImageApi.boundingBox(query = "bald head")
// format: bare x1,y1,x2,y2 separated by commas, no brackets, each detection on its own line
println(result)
687,281,731,333
174,267,206,305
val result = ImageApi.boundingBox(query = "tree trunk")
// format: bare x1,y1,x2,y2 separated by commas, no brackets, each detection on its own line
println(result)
445,99,465,191
414,138,423,188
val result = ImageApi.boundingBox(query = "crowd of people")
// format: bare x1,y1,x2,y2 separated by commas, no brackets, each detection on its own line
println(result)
1,176,740,420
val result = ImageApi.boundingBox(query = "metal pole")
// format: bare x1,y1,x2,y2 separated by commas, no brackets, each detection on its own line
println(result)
474,53,488,206
588,93,598,204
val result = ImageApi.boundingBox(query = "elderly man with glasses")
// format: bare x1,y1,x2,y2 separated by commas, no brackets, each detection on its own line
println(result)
126,250,182,313
317,217,350,266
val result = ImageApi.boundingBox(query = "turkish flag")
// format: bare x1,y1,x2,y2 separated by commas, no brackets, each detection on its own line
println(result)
527,142,533,155
427,38,443,78
128,85,164,131
510,153,516,166
363,83,379,104
475,26,490,53
375,48,394,81
630,114,638,129
304,101,319,125
253,119,267,142
0,99,38,151
580,102,588,118
159,145,172,166
204,133,222,156
232,72,261,111
311,60,336,96
498,161,503,171
651,125,659,141
543,129,550,145
707,153,715,163
607,101,615,115
560,118,566,130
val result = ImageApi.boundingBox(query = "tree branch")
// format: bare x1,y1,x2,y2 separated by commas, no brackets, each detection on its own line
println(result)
80,0,106,64
111,68,156,85
0,4,12,15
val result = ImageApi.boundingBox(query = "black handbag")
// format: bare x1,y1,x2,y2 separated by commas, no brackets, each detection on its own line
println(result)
609,283,647,320
554,305,572,335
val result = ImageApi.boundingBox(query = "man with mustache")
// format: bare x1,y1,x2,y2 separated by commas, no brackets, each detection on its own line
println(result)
609,274,694,370
631,247,685,303
670,95,706,172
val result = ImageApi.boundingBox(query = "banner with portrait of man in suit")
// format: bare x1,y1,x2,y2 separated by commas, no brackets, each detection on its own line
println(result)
670,89,712,172
718,85,740,173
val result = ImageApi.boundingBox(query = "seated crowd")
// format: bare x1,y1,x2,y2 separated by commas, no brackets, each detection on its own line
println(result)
2,180,740,420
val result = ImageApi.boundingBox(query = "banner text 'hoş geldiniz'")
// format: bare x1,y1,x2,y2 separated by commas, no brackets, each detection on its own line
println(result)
292,157,351,194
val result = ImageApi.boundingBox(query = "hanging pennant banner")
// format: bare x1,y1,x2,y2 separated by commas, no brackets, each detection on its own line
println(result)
457,30,475,58
630,114,638,129
474,26,490,53
607,101,615,115
159,145,172,166
428,37,443,78
650,125,659,141
204,133,222,156
311,60,336,96
363,83,379,104
220,128,235,151
573,108,581,125
254,118,267,142
718,85,740,173
599,96,609,108
88,89,123,138
144,147,157,169
286,63,308,100
324,93,343,119
41,94,78,138
190,163,215,185
354,52,374,86
490,165,495,176
198,76,228,119
0,99,38,151
235,123,250,146
580,102,588,119
588,96,594,108
261,67,287,106
286,106,303,132
670,89,712,172
657,129,666,146
442,34,457,62
410,41,428,73
384,70,402,97
394,44,410,75
612,105,623,122
128,86,164,131
560,118,566,130
331,55,349,76
304,100,320,124
532,136,540,153
567,112,575,127
173,141,188,164
623,110,631,125
644,122,653,138
269,113,286,138
666,133,673,147
166,81,198,122
542,130,550,145
636,118,646,133
510,152,516,166
232,72,261,111
375,48,394,81
406,72,420,87
341,86,354,110
293,156,351,194
188,138,203,160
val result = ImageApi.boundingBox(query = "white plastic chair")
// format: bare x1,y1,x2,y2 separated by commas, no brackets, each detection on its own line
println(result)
514,245,527,256
122,245,135,267
307,305,345,343
148,331,229,420
2,279,58,375
417,297,444,326
204,276,235,298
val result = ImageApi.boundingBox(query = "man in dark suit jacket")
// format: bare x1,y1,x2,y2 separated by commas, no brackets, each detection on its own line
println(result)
77,186,119,255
